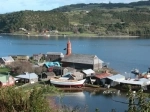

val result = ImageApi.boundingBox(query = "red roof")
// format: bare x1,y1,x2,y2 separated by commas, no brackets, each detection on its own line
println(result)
94,73,112,79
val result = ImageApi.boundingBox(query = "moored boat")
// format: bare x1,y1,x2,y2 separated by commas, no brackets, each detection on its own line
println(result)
50,73,86,87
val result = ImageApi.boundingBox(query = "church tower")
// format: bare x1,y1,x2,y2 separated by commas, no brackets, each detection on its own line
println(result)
66,39,72,56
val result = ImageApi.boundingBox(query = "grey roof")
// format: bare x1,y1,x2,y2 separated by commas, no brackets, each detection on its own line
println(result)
15,72,38,80
1,56,14,62
82,69,95,75
61,54,101,64
47,52,64,58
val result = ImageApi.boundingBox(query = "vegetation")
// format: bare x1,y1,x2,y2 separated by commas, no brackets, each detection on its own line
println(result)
0,1,150,36
0,85,60,112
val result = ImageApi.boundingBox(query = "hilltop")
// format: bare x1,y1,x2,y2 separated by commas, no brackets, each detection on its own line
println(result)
0,0,150,37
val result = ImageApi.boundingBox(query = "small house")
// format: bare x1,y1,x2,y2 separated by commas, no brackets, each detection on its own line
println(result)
40,72,56,80
0,74,15,87
107,74,125,87
15,72,38,84
93,71,112,86
53,66,76,76
45,52,64,62
33,53,44,62
0,56,14,65
10,55,29,61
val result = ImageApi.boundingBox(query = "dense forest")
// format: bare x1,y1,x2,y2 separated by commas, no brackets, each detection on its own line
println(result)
0,0,150,36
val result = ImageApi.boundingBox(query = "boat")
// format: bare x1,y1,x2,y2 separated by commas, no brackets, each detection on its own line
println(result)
131,68,140,75
50,73,86,87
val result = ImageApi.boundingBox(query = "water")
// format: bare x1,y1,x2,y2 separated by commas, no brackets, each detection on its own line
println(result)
55,91,128,112
0,35,150,111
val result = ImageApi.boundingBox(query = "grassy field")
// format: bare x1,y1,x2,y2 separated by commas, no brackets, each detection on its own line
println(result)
0,67,10,75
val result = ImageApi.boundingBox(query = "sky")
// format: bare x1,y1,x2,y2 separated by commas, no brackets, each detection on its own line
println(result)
0,0,142,14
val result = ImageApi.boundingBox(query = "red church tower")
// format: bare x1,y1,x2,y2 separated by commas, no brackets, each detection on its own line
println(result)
66,39,72,56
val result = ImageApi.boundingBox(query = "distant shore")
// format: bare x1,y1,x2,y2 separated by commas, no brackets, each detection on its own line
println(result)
0,32,140,38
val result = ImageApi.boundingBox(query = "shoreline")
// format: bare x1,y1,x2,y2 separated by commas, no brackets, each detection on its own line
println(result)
0,33,141,38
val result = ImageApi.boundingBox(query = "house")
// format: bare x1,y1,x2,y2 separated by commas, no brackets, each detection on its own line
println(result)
62,54,103,70
15,72,38,84
107,74,125,87
61,40,103,70
45,52,64,62
0,56,14,65
0,74,15,87
33,53,44,62
40,72,56,80
93,71,112,86
10,55,29,61
82,69,95,77
53,66,76,76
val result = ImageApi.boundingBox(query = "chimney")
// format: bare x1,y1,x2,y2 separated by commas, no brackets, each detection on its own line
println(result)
66,39,72,56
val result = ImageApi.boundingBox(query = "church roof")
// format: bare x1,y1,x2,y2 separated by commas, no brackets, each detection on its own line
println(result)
61,54,103,64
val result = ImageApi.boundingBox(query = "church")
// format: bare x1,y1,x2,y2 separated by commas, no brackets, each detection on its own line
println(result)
61,39,104,70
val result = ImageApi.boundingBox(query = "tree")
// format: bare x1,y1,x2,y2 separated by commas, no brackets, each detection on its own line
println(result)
8,61,34,75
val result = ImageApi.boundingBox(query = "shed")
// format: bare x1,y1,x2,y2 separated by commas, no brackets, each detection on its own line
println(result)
93,72,112,86
120,78,150,86
82,69,95,77
107,74,125,87
15,72,38,84
41,72,56,79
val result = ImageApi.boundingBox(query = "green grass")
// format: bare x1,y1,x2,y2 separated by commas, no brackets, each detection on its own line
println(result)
0,67,10,75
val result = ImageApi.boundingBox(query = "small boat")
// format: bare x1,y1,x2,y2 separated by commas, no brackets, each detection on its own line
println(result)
131,68,140,75
50,73,86,87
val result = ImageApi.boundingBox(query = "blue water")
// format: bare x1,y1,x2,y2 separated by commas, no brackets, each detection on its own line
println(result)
0,35,150,111
55,91,128,112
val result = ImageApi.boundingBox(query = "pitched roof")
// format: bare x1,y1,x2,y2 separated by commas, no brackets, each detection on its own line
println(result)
61,54,103,64
47,52,64,57
15,72,38,80
107,74,125,82
94,73,112,79
1,56,14,62
82,69,95,75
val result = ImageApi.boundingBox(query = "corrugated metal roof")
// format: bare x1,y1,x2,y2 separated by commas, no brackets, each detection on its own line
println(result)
2,56,14,62
15,72,38,79
94,73,112,79
107,74,125,82
82,69,95,75
120,78,150,86
62,54,102,64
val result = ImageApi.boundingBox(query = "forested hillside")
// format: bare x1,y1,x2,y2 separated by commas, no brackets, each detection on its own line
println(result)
0,0,150,36
0,11,69,33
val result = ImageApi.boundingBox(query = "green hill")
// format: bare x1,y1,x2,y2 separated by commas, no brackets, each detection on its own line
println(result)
0,1,150,36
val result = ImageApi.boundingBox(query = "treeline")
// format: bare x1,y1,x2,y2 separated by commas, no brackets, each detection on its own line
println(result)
52,0,150,12
0,10,69,33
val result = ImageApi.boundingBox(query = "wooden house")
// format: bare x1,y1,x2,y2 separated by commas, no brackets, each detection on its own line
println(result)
45,52,64,62
62,39,103,70
33,53,44,62
10,55,29,61
0,56,14,65
0,74,15,87
52,66,76,76
61,54,103,70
